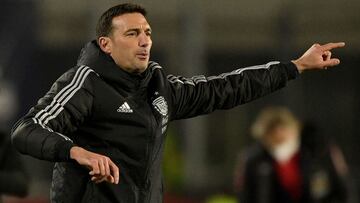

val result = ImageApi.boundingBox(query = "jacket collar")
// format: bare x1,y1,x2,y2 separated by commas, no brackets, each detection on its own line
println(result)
77,40,151,92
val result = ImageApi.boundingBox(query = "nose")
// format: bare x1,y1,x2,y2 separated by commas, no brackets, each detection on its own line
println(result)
138,33,151,48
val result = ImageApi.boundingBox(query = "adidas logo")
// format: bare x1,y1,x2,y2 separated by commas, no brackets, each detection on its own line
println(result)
117,102,133,113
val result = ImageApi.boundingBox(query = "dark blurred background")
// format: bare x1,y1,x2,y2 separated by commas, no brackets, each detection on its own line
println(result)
0,0,359,202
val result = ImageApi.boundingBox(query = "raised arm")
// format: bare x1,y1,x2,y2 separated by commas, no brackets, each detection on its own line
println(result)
168,42,345,120
168,61,298,120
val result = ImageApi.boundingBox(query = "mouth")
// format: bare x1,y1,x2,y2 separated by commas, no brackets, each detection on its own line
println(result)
136,52,149,61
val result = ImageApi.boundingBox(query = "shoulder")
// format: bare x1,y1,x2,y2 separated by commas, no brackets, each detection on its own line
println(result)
148,61,163,69
148,61,168,81
56,65,97,82
49,65,98,95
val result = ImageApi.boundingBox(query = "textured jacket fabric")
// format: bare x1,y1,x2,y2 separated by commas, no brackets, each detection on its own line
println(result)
11,40,299,202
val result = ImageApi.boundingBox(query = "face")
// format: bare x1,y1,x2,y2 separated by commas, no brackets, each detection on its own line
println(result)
99,13,152,74
265,125,299,149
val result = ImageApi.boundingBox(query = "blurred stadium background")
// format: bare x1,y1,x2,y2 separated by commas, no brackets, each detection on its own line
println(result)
1,0,359,202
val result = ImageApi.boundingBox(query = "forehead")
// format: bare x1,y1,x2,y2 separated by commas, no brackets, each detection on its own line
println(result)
112,13,150,31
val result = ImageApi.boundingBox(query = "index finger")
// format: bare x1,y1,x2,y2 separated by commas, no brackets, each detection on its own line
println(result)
109,161,120,184
321,42,345,51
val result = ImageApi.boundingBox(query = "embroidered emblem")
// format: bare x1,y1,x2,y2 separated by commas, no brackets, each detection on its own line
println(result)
152,96,168,116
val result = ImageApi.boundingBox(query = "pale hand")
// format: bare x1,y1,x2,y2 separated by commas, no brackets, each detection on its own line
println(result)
292,42,345,73
70,146,119,184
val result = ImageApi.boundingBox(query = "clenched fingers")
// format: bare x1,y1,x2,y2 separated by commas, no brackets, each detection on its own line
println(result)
91,174,115,184
89,157,119,184
322,58,340,68
89,161,100,176
99,159,106,176
89,156,110,176
69,147,119,184
323,51,332,61
322,50,341,68
105,158,111,177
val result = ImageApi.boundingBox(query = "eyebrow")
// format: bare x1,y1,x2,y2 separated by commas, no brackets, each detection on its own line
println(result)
125,27,152,33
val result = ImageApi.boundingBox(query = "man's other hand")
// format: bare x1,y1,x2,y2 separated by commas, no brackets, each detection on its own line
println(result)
292,42,345,73
70,146,120,184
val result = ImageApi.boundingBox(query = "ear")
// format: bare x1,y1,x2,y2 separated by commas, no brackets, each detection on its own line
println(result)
98,37,112,54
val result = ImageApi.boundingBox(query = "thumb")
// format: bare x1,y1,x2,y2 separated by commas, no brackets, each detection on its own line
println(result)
322,58,340,67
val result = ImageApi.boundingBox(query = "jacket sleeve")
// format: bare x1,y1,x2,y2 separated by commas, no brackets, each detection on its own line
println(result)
168,61,299,120
11,65,94,162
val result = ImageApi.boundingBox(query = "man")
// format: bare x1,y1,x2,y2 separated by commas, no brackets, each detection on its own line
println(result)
233,107,355,203
11,3,345,203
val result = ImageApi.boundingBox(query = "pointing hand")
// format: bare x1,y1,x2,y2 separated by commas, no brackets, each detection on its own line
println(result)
292,42,345,73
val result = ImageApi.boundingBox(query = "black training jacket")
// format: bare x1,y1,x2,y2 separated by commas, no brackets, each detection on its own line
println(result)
11,40,299,203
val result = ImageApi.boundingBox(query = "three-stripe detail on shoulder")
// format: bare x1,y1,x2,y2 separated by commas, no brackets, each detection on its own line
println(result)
148,61,162,70
167,61,280,86
33,65,94,140
207,61,280,81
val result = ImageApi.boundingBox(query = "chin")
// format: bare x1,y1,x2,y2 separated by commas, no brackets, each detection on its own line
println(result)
133,65,148,74
138,62,149,70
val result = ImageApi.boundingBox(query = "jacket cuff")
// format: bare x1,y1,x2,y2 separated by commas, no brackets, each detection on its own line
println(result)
56,141,76,161
283,62,300,79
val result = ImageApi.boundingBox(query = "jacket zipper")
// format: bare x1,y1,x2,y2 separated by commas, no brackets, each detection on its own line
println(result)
143,105,157,192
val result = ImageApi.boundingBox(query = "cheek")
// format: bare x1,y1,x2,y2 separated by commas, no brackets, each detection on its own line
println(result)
112,39,133,53
113,46,132,59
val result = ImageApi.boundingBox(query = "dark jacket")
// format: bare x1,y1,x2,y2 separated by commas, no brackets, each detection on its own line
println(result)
11,40,298,203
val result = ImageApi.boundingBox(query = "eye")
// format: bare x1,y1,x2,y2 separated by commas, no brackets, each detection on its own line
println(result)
126,31,137,37
146,31,152,36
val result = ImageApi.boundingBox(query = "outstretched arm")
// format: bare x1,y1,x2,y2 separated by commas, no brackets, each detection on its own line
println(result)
292,42,345,73
168,61,299,120
167,42,345,120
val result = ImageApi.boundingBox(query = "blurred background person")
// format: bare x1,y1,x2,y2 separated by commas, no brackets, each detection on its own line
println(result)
233,107,357,203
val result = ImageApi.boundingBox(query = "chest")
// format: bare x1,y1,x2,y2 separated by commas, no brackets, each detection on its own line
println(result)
89,78,169,140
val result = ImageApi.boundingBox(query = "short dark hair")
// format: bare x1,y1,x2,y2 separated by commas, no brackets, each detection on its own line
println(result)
96,3,147,39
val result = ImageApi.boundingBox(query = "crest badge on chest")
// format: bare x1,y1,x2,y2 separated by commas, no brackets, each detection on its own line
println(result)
152,96,168,116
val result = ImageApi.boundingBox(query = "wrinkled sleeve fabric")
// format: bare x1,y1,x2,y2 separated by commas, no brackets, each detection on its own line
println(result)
11,65,95,162
168,61,299,120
